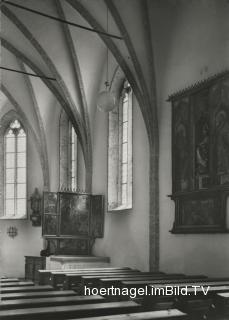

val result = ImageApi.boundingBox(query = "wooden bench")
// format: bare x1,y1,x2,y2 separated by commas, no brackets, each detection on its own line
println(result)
0,281,34,288
38,267,132,285
91,276,206,302
99,275,208,290
143,284,229,318
173,298,214,320
0,295,104,310
50,269,141,289
119,280,229,306
121,276,229,290
0,279,20,283
146,280,229,291
0,300,141,319
67,273,187,290
214,292,229,317
173,286,229,319
61,271,142,290
0,290,77,300
0,285,54,294
77,273,170,292
72,309,188,320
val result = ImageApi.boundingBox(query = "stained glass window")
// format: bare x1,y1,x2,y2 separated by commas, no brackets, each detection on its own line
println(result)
4,120,27,218
70,124,77,190
108,80,133,211
120,82,132,207
59,110,78,190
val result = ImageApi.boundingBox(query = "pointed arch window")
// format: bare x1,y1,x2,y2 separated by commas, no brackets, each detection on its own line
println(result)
108,80,133,211
59,110,78,190
70,124,77,190
4,119,27,218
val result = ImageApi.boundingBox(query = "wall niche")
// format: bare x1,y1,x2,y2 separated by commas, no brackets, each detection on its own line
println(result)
169,71,229,233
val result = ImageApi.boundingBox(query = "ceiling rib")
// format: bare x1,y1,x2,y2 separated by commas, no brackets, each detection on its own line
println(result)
55,0,92,191
2,6,89,169
0,66,56,80
18,60,50,189
2,0,123,40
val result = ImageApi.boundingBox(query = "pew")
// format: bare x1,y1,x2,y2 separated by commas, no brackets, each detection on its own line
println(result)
75,273,171,292
1,270,218,320
97,275,207,297
121,277,229,290
143,284,229,319
0,281,34,288
0,295,105,310
214,292,229,317
65,273,187,291
146,280,229,292
0,290,78,300
50,269,142,289
38,267,133,285
0,300,141,319
0,278,20,283
174,298,213,320
90,276,207,303
0,285,54,294
73,309,188,320
61,271,142,290
99,275,208,290
118,279,229,307
174,286,229,319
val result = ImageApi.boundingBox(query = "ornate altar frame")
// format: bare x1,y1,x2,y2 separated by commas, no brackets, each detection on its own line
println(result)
168,71,229,233
42,191,104,254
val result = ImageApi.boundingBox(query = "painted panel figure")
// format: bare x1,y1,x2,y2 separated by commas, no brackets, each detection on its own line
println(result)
59,193,90,236
180,198,220,226
46,238,58,255
196,120,209,175
43,192,58,214
193,91,210,189
215,108,229,181
43,214,58,236
91,195,104,238
58,238,89,255
173,98,191,192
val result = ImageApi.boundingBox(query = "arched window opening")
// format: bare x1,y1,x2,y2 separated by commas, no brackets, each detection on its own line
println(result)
70,124,77,190
59,110,78,190
4,119,27,218
108,80,133,211
120,82,132,206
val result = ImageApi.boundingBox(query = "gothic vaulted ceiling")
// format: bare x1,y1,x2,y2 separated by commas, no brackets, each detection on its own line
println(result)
0,0,158,190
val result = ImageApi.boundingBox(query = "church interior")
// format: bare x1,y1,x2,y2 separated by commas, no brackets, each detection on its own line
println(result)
1,0,229,319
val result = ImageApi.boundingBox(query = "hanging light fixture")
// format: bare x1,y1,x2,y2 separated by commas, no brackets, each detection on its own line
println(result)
97,5,116,112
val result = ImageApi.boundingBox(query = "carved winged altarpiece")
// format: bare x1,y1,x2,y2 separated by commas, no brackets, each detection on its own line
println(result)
169,71,229,233
42,192,104,254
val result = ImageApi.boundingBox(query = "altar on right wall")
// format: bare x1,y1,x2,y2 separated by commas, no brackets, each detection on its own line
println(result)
169,71,229,233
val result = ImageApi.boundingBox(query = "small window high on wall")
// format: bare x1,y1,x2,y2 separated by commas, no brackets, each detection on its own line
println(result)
4,119,27,219
108,80,133,211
